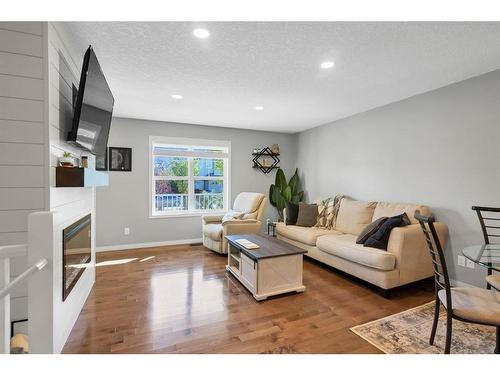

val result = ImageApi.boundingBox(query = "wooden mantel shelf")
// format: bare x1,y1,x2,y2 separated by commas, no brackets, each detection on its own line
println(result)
56,166,108,187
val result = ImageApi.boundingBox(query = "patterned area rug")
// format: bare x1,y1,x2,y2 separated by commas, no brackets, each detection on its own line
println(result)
351,301,497,354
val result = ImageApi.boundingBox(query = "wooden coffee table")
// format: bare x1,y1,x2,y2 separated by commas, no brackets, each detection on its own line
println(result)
225,234,307,301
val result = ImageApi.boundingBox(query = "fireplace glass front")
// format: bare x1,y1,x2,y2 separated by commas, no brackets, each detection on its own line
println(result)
63,214,91,301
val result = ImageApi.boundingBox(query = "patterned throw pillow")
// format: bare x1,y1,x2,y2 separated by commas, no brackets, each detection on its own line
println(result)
326,194,344,229
314,194,344,229
314,197,333,228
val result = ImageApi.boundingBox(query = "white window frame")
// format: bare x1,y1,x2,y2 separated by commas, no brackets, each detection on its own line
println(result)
149,136,231,218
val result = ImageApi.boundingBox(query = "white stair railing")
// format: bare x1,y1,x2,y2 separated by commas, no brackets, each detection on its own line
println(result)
0,244,47,354
0,259,48,300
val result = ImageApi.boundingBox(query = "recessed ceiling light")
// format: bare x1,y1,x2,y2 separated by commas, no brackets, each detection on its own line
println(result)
320,61,335,69
255,106,264,111
171,94,183,100
193,28,210,39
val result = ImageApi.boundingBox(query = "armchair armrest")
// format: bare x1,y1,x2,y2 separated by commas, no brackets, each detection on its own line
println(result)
202,214,224,224
221,219,258,226
218,219,263,252
387,222,449,285
222,219,261,236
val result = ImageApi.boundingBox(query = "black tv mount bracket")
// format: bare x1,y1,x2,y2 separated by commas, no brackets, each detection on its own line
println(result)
72,84,78,109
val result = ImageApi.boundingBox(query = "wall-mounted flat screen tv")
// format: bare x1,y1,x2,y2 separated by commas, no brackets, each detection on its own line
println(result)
68,46,114,157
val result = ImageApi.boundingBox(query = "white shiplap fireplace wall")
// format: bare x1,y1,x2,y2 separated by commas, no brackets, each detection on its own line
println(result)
0,22,96,353
0,22,48,333
47,22,96,353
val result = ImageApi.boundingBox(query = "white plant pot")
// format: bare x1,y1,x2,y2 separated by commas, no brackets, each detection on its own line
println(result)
59,156,74,167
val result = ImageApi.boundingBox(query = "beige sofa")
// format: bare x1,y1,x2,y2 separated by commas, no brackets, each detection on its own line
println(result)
202,192,267,254
277,199,449,294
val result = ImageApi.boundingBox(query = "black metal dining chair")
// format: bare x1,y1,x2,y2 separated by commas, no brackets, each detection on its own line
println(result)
472,206,500,290
415,210,500,354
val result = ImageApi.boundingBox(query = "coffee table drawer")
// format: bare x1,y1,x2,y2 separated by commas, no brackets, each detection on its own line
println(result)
241,253,257,292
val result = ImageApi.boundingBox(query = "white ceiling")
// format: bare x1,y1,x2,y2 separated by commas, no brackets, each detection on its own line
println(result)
58,22,500,133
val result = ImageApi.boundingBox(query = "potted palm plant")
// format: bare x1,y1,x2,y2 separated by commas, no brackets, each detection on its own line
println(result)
269,168,304,223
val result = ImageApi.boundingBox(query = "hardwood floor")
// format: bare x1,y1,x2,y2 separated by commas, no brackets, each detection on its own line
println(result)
62,244,434,354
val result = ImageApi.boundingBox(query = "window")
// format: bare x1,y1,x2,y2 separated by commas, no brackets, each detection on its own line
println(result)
150,137,230,216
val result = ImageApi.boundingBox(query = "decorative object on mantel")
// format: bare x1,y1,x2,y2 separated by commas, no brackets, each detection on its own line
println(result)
95,148,108,171
59,151,74,167
269,168,304,222
109,147,132,172
252,146,280,174
81,156,88,168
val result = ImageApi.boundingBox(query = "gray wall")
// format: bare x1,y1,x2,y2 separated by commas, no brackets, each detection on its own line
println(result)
96,117,297,248
297,68,500,287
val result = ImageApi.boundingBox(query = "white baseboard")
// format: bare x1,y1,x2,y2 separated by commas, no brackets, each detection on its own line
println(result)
96,238,203,252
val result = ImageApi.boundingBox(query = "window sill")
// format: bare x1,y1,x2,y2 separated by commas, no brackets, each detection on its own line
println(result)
149,210,226,219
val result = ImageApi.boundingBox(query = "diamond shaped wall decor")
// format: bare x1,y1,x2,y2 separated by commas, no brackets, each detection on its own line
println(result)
252,146,280,174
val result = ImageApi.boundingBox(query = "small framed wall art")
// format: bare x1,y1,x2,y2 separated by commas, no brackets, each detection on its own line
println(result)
109,147,132,171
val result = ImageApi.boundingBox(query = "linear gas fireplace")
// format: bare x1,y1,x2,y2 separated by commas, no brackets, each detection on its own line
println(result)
63,214,91,301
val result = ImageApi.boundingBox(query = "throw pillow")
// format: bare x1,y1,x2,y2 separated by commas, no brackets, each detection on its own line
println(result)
364,213,411,250
314,194,345,229
314,197,333,228
296,203,319,227
285,201,299,225
325,194,344,229
221,210,245,223
356,216,388,244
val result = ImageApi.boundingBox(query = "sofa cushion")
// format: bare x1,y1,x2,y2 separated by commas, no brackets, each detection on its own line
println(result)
276,223,339,246
372,202,430,225
317,234,396,271
203,223,223,241
335,199,377,235
233,192,265,213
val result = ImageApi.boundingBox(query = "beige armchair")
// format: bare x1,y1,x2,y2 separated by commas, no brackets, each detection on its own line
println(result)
202,192,267,254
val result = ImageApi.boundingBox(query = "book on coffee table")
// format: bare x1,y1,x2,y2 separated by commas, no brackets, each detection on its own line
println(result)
234,239,260,249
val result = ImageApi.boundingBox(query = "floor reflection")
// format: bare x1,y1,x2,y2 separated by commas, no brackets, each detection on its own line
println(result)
150,266,227,325
96,258,138,267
